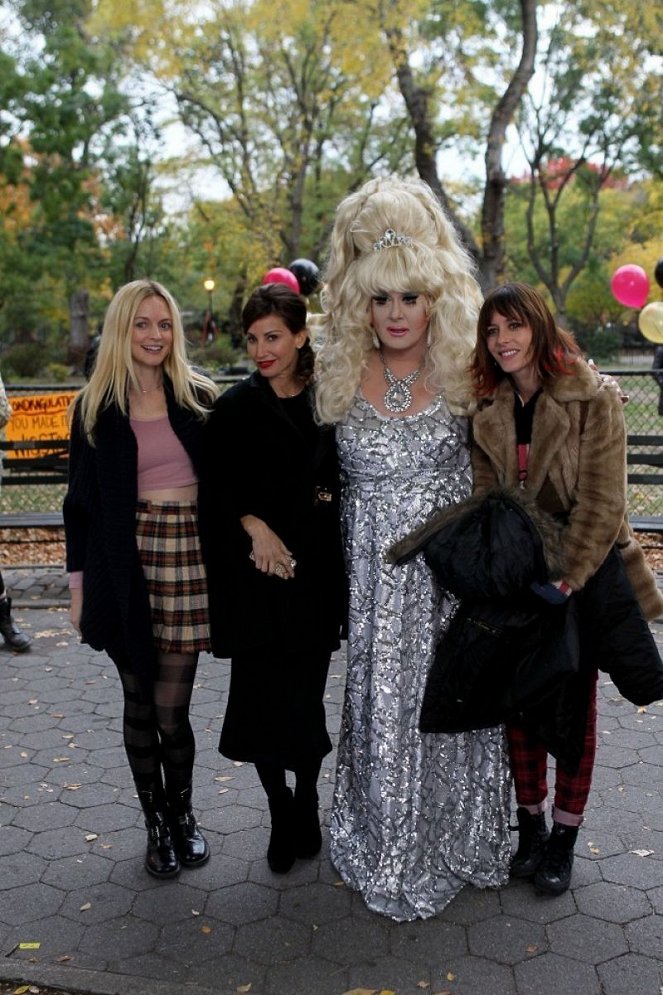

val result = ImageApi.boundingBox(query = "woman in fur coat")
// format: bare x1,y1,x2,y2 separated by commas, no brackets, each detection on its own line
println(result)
470,282,663,897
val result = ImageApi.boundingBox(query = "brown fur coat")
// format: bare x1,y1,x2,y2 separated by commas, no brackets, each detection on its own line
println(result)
471,359,663,620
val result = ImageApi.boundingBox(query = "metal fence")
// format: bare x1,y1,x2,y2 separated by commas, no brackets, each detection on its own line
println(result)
2,372,663,523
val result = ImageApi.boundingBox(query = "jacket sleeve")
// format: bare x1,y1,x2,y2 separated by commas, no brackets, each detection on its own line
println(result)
62,404,92,574
205,393,270,524
562,385,627,590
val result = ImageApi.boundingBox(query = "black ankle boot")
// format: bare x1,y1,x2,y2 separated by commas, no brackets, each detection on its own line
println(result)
534,822,578,895
267,788,296,874
511,807,550,878
167,785,210,868
137,788,180,879
294,787,321,859
0,597,31,652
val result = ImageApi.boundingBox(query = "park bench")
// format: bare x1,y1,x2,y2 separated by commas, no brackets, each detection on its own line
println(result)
0,438,68,529
0,432,662,531
626,434,663,533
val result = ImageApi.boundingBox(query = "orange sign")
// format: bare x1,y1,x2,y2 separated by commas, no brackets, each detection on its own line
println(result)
5,392,77,457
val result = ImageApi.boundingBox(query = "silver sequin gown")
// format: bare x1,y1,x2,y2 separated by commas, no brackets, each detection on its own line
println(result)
330,393,511,921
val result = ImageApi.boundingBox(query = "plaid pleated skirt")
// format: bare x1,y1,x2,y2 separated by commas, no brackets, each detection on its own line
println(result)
135,499,211,653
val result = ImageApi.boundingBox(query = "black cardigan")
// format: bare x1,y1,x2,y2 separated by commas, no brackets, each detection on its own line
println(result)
63,381,209,689
199,373,347,659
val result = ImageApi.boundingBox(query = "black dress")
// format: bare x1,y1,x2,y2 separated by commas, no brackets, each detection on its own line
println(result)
199,373,347,769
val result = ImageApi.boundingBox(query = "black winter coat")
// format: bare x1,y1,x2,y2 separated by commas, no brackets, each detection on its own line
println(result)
390,489,663,770
199,373,347,660
63,381,209,690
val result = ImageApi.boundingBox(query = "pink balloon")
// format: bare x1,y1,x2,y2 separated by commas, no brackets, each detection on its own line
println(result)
610,264,650,309
261,267,300,293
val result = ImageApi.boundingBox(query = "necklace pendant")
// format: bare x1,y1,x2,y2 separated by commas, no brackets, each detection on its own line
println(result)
384,382,413,413
380,353,420,414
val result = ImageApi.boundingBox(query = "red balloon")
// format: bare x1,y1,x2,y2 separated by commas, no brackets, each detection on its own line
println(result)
261,267,300,293
610,264,650,309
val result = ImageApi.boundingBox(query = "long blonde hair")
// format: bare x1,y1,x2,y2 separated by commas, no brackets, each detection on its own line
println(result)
73,279,219,440
315,176,482,422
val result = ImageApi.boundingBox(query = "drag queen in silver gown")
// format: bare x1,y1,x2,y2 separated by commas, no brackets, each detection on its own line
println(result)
315,176,511,921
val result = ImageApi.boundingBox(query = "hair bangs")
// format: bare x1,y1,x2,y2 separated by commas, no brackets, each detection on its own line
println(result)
354,246,430,299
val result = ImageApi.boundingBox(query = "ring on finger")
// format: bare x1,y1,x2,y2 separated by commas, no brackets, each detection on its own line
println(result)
274,563,286,579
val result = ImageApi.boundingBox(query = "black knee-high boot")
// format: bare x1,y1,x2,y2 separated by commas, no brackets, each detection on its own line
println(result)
136,778,180,879
267,788,296,873
0,596,31,652
294,761,323,859
256,763,296,874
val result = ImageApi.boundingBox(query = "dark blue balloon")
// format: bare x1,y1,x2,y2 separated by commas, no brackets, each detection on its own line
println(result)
288,258,321,297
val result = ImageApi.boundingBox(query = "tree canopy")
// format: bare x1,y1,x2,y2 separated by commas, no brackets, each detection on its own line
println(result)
0,0,661,372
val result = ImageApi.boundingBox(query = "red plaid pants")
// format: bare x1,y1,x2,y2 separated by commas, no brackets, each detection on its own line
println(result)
506,670,598,826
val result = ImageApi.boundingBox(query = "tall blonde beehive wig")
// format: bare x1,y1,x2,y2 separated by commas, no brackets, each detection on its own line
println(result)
315,176,482,423
74,279,218,440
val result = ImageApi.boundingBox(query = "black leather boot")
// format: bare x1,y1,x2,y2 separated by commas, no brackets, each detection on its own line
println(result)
0,597,31,652
167,785,210,868
267,788,296,874
137,787,180,879
511,807,550,878
534,822,578,895
294,785,321,859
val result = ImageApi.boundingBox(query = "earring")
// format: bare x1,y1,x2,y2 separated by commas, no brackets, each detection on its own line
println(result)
371,330,380,349
426,326,432,348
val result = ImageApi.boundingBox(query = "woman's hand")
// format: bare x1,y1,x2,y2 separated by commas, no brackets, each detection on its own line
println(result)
241,515,296,580
69,588,83,633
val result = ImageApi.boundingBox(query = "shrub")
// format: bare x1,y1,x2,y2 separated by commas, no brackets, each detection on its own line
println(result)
1,342,52,378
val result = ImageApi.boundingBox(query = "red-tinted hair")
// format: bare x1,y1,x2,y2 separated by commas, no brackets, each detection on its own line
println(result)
469,282,582,397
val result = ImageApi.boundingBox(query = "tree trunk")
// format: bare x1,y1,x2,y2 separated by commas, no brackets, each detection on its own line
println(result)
386,26,480,259
68,289,90,372
479,0,538,293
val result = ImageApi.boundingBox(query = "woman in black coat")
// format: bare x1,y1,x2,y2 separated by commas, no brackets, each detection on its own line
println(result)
64,279,218,880
201,283,346,874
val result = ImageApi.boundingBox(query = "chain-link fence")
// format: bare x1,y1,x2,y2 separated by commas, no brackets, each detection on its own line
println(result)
2,372,663,523
615,370,663,525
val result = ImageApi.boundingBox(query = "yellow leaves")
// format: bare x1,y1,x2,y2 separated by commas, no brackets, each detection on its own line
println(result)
342,989,396,995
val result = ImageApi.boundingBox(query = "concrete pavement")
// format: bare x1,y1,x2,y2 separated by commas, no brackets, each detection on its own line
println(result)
1,573,663,995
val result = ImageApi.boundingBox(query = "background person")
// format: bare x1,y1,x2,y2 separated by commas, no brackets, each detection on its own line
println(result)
64,279,218,879
201,283,346,875
0,368,31,652
314,176,511,921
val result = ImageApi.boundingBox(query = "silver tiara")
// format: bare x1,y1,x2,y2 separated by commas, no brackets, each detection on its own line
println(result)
372,228,413,251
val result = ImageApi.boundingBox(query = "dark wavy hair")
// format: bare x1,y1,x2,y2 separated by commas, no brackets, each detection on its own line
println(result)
469,282,582,397
242,283,314,385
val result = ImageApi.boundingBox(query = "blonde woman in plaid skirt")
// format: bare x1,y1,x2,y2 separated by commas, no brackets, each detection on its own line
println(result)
64,280,219,880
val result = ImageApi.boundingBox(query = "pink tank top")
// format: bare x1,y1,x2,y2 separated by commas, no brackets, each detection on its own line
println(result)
69,416,198,591
130,415,197,491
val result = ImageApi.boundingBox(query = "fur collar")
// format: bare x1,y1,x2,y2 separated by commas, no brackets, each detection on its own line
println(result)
479,358,603,409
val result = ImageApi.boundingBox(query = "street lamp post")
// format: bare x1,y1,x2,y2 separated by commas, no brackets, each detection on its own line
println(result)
203,278,215,342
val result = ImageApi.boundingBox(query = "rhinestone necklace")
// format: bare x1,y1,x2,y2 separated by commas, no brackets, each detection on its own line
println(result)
380,351,421,413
